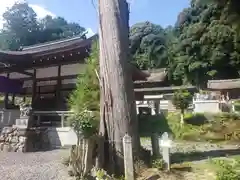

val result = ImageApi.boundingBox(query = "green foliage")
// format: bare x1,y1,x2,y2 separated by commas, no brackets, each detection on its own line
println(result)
214,112,240,122
129,21,169,70
0,2,85,50
68,41,99,139
96,169,106,179
168,2,240,86
68,111,98,139
184,112,207,125
234,100,240,112
138,114,172,136
68,41,100,113
151,158,165,170
172,89,193,113
211,159,240,180
140,112,240,142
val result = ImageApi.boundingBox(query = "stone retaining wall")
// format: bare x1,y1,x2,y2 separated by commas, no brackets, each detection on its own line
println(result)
0,127,50,152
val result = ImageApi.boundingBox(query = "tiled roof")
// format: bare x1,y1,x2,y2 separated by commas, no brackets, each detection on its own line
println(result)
134,68,167,83
207,79,240,89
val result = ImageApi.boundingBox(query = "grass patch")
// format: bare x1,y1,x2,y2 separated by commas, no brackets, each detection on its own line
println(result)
139,112,240,142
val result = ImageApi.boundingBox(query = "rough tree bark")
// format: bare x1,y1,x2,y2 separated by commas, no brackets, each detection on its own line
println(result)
98,0,141,174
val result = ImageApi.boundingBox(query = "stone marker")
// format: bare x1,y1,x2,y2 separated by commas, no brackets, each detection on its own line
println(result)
123,134,134,180
160,132,172,171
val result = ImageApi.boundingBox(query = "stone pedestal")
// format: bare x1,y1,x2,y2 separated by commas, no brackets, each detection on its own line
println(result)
15,118,29,127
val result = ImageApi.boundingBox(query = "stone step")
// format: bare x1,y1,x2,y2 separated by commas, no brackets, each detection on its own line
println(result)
12,125,28,129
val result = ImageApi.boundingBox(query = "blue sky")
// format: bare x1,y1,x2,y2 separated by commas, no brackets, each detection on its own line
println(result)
28,0,190,31
0,0,190,34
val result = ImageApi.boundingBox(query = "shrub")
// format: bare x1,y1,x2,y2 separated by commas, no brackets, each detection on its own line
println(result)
68,41,100,142
96,169,106,179
152,158,165,170
68,41,100,114
214,113,240,122
184,113,208,126
138,114,172,137
68,111,98,141
172,89,193,125
234,100,240,112
212,159,240,180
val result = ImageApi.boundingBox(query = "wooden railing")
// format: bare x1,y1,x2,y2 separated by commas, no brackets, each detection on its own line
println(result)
32,110,74,127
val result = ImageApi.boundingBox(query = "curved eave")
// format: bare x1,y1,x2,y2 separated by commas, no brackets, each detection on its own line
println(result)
0,35,98,67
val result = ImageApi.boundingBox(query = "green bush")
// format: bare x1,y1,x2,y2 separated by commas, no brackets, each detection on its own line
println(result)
151,158,165,170
184,112,208,126
68,111,98,139
139,112,240,142
68,41,100,114
138,114,172,137
212,159,240,180
68,41,100,141
214,113,240,122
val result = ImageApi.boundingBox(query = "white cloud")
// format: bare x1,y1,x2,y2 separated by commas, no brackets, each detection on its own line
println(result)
85,28,95,38
29,4,55,19
0,0,55,29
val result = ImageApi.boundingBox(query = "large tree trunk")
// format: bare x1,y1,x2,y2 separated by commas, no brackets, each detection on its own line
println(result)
98,0,140,174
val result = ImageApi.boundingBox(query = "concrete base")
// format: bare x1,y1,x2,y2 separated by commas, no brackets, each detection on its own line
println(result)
47,127,78,148
15,118,29,127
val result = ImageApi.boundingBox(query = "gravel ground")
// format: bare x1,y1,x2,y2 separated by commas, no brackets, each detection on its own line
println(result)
0,149,74,180
0,141,239,180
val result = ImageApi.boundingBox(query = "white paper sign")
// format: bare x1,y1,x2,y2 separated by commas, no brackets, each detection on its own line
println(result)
160,132,172,147
160,139,172,147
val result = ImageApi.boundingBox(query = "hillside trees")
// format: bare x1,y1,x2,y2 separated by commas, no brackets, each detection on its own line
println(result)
0,2,85,50
168,2,240,87
129,21,169,70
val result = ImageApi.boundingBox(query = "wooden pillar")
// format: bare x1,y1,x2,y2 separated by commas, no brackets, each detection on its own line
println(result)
56,65,61,108
32,69,37,107
12,94,15,105
4,73,10,109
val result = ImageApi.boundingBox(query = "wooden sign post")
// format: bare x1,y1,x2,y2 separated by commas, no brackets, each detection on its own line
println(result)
160,132,172,171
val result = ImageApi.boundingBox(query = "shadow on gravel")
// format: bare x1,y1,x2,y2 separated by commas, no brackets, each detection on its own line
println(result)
171,148,240,163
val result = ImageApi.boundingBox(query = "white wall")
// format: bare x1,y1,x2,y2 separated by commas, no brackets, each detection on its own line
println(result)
47,127,78,148
193,100,220,113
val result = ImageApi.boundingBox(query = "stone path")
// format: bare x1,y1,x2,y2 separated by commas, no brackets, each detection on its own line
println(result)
0,149,73,180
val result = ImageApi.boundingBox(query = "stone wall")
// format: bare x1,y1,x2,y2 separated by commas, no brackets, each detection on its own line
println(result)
0,127,26,152
0,127,50,152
